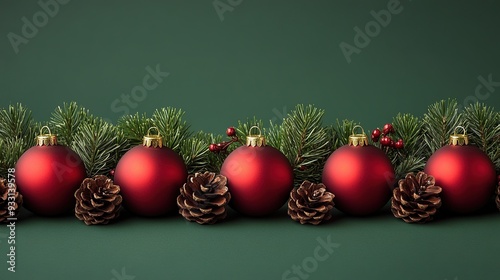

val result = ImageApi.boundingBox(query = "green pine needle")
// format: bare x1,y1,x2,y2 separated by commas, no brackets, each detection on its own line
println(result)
272,105,330,186
50,102,90,146
423,99,463,153
463,102,500,171
152,107,191,152
71,117,128,177
116,112,154,146
328,119,361,151
0,138,26,178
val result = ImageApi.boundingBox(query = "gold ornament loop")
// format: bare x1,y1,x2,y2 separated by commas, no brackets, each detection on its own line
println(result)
143,126,163,148
246,125,266,147
36,125,57,146
349,125,368,147
449,125,468,146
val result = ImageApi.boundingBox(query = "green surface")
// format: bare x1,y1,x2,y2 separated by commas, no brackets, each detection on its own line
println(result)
0,0,499,279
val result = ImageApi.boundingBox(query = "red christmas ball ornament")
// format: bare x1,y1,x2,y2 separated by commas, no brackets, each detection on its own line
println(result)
322,126,394,215
424,126,496,213
15,126,86,216
114,127,187,216
220,126,293,216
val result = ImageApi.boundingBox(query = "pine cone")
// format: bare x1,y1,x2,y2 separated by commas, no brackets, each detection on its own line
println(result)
391,172,442,223
0,178,23,223
496,175,500,211
177,172,231,225
288,181,334,225
74,175,122,225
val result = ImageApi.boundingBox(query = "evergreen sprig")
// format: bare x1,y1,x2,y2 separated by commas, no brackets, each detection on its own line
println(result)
71,117,129,177
270,105,330,186
0,104,38,178
152,107,191,152
0,138,26,178
50,102,89,146
328,119,361,151
423,99,462,153
0,103,36,141
463,103,500,171
116,112,154,146
390,113,427,180
180,131,212,174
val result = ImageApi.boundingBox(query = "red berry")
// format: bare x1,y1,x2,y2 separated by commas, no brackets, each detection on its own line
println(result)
109,169,115,177
226,127,236,137
380,136,392,146
383,123,394,135
371,129,381,142
390,140,395,147
395,139,404,149
209,144,218,152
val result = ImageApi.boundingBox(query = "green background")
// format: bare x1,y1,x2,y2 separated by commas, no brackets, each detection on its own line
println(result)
1,0,499,279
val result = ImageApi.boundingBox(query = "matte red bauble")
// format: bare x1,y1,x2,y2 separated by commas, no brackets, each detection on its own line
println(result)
424,126,496,213
322,126,394,215
220,126,293,216
15,126,86,216
114,128,187,216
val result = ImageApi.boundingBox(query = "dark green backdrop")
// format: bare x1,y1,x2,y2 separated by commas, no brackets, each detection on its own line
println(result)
1,0,499,279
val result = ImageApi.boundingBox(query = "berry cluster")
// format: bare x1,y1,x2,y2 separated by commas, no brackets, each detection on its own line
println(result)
209,127,239,153
371,123,404,149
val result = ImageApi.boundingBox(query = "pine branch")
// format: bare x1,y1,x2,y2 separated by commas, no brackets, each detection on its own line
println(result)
0,138,26,178
180,131,212,174
71,117,129,177
423,99,462,153
0,104,38,178
328,119,361,151
50,102,90,146
463,102,500,171
152,107,191,152
116,112,154,146
0,103,35,139
273,105,330,186
390,113,427,179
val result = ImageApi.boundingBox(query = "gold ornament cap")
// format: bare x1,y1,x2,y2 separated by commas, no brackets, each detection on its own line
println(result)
449,126,468,146
36,126,57,146
349,125,368,147
142,127,163,148
246,126,266,147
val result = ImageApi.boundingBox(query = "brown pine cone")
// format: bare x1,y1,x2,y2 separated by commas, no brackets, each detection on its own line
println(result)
496,175,500,211
177,172,231,225
0,178,23,223
391,172,442,223
288,181,334,225
74,175,122,225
